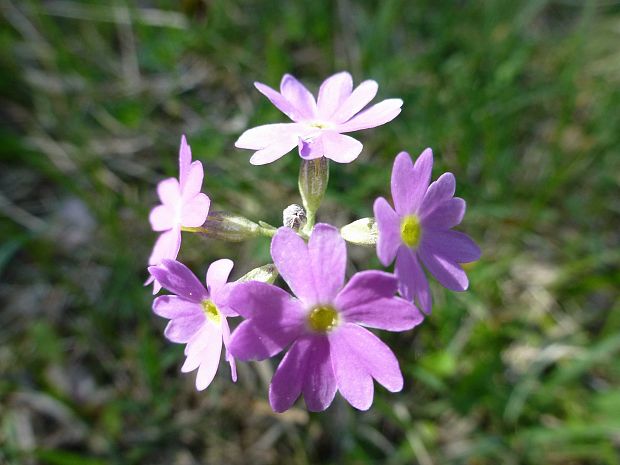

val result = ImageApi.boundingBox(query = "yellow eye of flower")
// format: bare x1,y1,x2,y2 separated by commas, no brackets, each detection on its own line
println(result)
307,305,339,332
400,215,422,248
201,299,221,324
309,121,330,129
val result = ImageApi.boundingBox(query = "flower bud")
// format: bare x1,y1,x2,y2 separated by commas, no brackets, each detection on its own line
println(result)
298,157,329,218
201,211,260,242
237,263,279,284
340,217,378,246
283,204,307,231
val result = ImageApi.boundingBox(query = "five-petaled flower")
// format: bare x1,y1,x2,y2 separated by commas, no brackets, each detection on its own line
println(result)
235,72,403,165
374,149,481,314
227,224,423,412
147,136,210,293
149,259,238,390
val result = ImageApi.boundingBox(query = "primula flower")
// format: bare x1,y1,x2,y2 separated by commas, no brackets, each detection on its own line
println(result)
228,224,423,412
235,72,403,165
374,149,481,314
149,259,237,390
147,136,210,293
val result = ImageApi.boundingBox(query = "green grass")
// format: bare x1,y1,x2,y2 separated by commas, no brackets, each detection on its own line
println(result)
1,1,619,464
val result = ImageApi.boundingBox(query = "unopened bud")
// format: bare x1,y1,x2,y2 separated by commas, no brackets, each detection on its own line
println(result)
237,263,279,284
340,217,378,246
298,157,329,217
283,204,307,231
202,211,260,242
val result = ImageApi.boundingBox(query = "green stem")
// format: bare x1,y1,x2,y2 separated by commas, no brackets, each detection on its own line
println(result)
258,226,276,238
305,209,316,232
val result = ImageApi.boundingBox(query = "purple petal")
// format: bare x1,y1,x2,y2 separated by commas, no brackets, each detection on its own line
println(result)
298,133,324,160
338,324,404,392
329,325,374,410
335,270,397,309
164,313,205,343
249,134,299,165
419,247,469,291
181,323,214,371
343,297,423,331
270,227,318,304
308,223,346,303
338,270,422,328
180,193,210,227
149,204,175,232
206,258,234,296
157,177,181,206
194,323,223,391
229,319,301,361
331,80,378,124
221,318,237,382
235,123,304,150
336,98,403,133
321,131,363,163
178,135,191,187
148,228,181,266
148,259,208,302
335,270,423,331
212,282,238,318
148,277,161,295
302,335,337,412
227,281,305,360
153,295,202,319
227,281,305,322
421,198,465,230
317,72,353,120
181,161,204,199
391,149,433,216
373,197,401,266
269,336,311,412
280,74,317,120
254,82,303,122
421,230,481,264
395,246,432,313
419,172,456,217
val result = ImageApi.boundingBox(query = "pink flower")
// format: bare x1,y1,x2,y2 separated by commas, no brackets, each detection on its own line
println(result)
228,224,422,412
146,136,210,293
235,72,403,165
149,259,238,390
374,149,481,313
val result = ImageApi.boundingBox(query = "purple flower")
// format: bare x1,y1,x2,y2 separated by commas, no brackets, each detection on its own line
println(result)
228,224,423,412
149,259,238,390
373,149,481,314
146,136,210,293
235,72,403,165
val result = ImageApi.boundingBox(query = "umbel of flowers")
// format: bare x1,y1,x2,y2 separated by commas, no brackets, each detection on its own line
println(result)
146,72,480,412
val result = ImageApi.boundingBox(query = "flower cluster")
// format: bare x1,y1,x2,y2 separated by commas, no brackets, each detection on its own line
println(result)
146,72,480,412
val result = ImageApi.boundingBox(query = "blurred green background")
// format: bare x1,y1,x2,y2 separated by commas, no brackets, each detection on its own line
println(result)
1,1,619,464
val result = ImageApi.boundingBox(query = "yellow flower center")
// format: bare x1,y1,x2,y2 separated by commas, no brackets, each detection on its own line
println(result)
309,121,331,129
307,305,339,332
201,299,221,324
401,215,422,248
